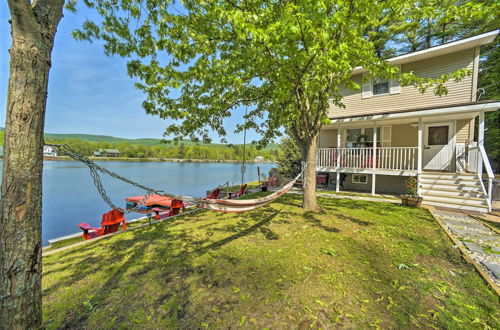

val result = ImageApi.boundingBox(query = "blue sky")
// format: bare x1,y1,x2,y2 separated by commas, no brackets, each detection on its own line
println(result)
0,3,257,143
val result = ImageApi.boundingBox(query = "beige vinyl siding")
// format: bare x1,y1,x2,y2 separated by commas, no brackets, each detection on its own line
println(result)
456,119,474,144
329,49,475,118
391,124,417,147
318,129,338,148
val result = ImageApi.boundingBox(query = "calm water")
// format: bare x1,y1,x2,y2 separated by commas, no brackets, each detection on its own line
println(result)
0,160,275,245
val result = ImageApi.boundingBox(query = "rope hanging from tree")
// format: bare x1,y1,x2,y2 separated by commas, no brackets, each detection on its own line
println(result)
50,144,304,213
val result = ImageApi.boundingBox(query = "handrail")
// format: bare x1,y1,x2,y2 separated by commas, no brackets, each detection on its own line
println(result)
479,145,494,179
478,145,493,212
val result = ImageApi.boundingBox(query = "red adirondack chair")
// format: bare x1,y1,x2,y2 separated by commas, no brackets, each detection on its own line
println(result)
152,199,185,220
78,209,127,240
228,184,247,199
207,188,221,199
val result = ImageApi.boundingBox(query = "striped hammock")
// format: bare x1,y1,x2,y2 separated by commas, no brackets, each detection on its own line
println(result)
197,171,302,213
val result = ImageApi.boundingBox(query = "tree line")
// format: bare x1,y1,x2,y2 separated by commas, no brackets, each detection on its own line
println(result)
45,137,278,161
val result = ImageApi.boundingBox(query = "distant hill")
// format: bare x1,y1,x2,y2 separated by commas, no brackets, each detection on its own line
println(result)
0,128,278,150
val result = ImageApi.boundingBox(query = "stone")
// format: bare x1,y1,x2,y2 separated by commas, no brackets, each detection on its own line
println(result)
463,241,484,254
481,261,500,279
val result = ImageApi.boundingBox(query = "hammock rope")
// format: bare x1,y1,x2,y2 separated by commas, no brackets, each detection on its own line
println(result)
50,144,304,213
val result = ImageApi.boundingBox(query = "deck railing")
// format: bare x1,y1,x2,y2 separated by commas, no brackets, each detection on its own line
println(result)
317,147,418,171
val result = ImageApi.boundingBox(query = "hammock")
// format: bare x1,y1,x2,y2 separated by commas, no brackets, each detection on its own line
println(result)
198,172,301,212
53,143,304,214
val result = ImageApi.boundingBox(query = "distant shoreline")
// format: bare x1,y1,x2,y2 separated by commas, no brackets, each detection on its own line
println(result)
42,156,274,164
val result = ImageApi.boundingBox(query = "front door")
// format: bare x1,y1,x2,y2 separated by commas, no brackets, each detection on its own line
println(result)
423,122,454,171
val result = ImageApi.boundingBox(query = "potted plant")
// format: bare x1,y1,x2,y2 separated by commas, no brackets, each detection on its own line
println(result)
401,177,423,207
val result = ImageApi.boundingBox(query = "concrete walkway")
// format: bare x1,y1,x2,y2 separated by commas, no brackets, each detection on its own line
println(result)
430,209,500,288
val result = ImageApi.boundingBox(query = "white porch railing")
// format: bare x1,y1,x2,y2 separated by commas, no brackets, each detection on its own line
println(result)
465,145,494,212
316,147,418,171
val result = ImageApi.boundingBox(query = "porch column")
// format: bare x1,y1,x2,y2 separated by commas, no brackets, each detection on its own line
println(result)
372,124,377,195
417,118,423,197
478,111,485,178
336,126,341,192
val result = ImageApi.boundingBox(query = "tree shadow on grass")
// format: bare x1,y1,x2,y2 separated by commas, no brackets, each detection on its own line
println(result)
301,210,341,233
191,208,283,256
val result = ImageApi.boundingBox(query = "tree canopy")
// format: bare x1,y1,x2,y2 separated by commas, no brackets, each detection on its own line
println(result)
74,0,492,144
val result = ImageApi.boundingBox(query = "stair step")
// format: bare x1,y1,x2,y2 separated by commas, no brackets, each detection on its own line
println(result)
422,200,488,213
419,174,479,181
419,188,485,198
423,195,488,206
422,192,486,202
419,178,480,185
419,183,483,192
422,171,477,178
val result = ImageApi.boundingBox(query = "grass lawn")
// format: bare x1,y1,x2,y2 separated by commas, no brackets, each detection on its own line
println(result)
43,194,499,329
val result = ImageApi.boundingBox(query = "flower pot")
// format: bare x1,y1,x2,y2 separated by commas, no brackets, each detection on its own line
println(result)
401,195,423,207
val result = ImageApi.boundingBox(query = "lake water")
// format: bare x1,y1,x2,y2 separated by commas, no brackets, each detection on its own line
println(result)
0,160,275,245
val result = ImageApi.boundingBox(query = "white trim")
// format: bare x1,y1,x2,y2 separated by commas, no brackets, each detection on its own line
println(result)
351,30,498,75
331,102,500,124
471,46,480,101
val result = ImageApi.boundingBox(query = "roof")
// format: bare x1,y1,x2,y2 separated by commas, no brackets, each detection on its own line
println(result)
103,149,120,153
351,30,499,75
329,100,500,123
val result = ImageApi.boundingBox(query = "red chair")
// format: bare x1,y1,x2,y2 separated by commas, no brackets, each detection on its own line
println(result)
228,184,247,199
78,209,127,240
207,188,221,199
152,199,185,219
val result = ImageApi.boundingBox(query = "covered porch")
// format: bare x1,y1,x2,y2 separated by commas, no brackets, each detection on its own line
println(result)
315,102,498,201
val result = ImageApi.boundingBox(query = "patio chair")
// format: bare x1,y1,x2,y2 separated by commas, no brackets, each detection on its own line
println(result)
207,188,221,199
228,184,247,199
152,199,185,219
78,209,127,240
316,173,329,188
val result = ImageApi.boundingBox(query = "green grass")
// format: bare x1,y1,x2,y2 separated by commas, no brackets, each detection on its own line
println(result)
316,190,400,200
42,194,499,329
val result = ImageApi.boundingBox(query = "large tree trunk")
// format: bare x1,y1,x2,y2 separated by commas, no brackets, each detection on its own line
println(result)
1,0,63,328
300,136,319,211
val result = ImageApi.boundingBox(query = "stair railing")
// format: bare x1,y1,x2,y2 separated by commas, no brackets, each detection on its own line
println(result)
478,145,494,212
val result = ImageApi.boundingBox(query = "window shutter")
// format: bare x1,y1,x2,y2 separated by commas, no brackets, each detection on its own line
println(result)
361,74,372,99
389,79,401,94
381,126,391,147
389,65,401,94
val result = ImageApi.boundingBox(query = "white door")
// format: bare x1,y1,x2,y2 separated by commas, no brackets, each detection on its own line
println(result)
423,122,454,171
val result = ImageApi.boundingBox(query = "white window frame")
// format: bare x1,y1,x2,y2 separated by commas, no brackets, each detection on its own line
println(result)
352,174,368,184
362,68,401,98
345,127,381,147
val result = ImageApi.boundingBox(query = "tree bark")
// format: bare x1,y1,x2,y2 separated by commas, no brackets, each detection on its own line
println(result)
300,136,320,211
1,0,64,328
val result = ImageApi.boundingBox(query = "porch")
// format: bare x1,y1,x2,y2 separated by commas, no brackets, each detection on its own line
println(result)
314,102,499,212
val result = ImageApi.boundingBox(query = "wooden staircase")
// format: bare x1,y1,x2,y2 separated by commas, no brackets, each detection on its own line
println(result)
419,172,489,213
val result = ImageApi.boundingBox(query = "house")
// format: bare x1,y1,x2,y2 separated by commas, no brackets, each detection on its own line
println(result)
316,30,499,213
43,145,58,157
93,149,120,157
254,156,265,162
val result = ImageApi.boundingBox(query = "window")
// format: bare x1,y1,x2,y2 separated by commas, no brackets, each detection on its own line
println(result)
346,129,361,147
352,174,368,184
364,127,381,147
428,126,449,145
373,77,389,95
346,128,381,147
